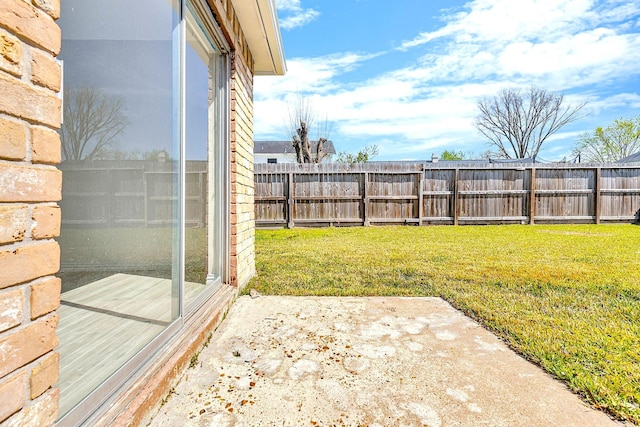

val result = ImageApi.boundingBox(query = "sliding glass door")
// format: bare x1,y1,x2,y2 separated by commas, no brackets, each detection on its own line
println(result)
56,0,228,423
184,6,229,311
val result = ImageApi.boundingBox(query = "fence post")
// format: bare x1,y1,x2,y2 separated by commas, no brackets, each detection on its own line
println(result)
143,169,149,227
200,171,206,227
417,168,424,226
287,172,294,228
529,167,536,224
108,169,114,227
363,172,370,226
595,167,601,224
453,168,459,226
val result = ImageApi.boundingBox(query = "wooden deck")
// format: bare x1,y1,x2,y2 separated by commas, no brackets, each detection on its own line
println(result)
56,273,207,416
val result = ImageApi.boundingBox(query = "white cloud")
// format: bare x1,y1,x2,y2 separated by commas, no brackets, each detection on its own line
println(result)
583,93,640,115
256,0,640,160
255,52,382,98
275,0,320,30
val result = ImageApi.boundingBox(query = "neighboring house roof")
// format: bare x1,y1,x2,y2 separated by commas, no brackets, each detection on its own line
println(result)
618,151,640,163
232,0,286,75
255,140,336,155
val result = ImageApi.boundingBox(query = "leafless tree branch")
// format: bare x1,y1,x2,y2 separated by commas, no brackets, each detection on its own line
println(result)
288,94,330,163
61,86,128,161
475,87,587,159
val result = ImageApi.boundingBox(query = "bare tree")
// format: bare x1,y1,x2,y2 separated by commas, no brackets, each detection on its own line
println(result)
61,86,128,161
475,87,587,159
288,95,330,163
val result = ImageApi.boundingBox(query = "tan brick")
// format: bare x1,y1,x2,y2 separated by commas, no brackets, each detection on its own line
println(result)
3,387,58,427
0,288,23,333
0,30,22,77
31,0,60,20
0,205,28,244
30,48,60,91
0,314,58,378
0,164,61,202
0,73,61,128
29,277,60,319
0,241,60,289
0,30,21,64
0,372,27,423
30,126,60,164
0,117,27,160
31,204,60,239
0,0,60,54
30,352,58,399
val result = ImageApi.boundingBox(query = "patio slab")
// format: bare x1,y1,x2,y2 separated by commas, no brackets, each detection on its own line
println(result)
148,296,622,426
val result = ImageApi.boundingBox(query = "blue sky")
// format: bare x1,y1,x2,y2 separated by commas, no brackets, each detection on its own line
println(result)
254,0,640,161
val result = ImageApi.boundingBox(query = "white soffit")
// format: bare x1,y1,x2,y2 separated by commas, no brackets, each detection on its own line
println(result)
231,0,286,75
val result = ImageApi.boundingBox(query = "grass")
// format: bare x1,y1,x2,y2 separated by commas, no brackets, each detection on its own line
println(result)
246,224,640,424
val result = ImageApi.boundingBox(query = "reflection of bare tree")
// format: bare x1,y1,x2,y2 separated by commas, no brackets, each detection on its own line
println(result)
61,86,128,161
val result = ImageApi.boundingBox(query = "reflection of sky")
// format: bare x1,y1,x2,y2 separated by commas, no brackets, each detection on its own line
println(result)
186,42,209,161
59,0,209,161
59,39,175,156
59,0,175,41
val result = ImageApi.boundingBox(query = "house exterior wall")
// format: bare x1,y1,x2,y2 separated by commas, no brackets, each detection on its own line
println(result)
0,0,269,424
230,49,258,287
0,0,63,425
254,152,298,163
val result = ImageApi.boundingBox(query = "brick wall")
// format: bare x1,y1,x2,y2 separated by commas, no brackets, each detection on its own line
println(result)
0,0,62,425
0,0,260,423
230,50,257,289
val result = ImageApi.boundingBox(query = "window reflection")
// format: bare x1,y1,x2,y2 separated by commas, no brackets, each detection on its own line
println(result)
56,0,179,417
184,10,223,307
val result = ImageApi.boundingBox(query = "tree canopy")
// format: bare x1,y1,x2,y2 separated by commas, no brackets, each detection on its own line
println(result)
335,145,379,164
440,150,469,160
475,87,587,159
572,116,640,163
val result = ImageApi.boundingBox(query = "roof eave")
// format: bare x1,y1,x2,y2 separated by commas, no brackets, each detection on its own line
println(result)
231,0,287,76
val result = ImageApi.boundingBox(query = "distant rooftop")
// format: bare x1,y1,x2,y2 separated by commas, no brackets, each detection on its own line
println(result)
255,140,336,155
618,151,640,163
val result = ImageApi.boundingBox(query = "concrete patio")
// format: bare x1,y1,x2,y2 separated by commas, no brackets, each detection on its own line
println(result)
147,296,623,426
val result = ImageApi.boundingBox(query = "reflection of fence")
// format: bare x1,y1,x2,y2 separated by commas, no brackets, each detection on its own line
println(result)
60,161,207,227
61,161,640,228
254,163,640,227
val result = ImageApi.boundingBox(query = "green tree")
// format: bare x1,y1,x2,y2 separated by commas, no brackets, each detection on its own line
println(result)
335,145,379,164
440,150,467,160
572,116,640,163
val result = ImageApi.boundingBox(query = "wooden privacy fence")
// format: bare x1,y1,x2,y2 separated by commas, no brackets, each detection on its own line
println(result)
60,160,207,227
254,162,640,227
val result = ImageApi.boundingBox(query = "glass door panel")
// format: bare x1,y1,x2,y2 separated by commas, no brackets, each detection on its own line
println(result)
184,8,223,309
56,0,180,418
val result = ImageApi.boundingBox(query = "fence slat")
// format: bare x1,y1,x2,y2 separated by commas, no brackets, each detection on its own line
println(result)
59,161,640,228
253,163,640,227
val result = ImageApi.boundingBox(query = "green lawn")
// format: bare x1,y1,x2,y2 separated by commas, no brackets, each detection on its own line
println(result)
247,224,640,424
